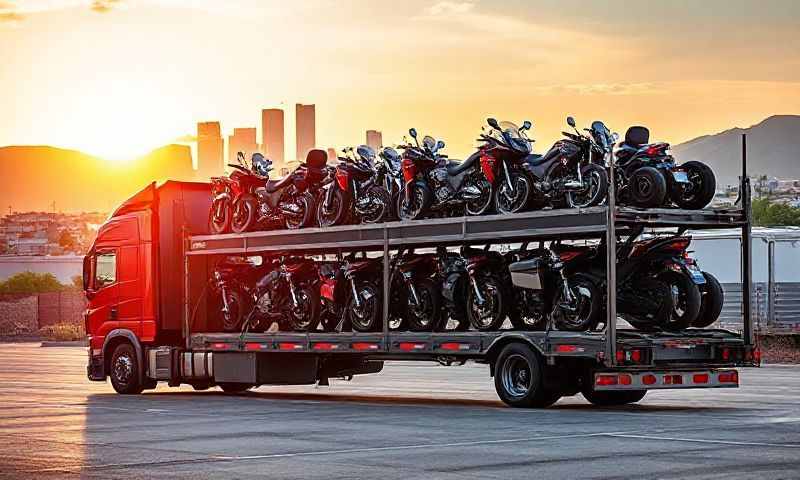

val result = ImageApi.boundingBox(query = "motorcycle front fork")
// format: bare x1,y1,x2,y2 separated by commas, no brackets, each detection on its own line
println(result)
286,275,300,307
220,285,230,314
470,275,486,304
349,277,362,308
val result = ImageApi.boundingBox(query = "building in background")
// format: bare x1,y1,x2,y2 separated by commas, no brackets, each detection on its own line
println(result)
366,130,382,151
197,121,224,179
326,147,338,164
261,108,285,169
227,127,259,167
295,104,316,162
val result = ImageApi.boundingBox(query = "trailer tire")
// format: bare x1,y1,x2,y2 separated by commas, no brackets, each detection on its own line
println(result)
582,389,647,406
494,343,560,408
109,343,144,395
218,383,253,394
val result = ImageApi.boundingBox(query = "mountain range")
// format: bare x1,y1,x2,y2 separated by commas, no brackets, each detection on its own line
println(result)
0,115,798,212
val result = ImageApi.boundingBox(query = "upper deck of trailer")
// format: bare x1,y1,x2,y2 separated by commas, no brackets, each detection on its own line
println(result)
186,206,747,256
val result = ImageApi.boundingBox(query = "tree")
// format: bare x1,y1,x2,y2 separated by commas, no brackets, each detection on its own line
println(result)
58,230,77,251
752,198,800,226
0,271,65,294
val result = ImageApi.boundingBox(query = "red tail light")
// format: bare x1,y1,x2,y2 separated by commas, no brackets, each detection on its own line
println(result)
335,169,349,191
596,375,618,386
693,373,709,384
664,238,691,253
642,374,657,385
558,251,583,262
718,370,739,384
645,144,667,156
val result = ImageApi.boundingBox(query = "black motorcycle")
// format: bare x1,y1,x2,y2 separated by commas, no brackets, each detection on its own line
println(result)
317,146,390,227
376,146,404,220
615,126,716,209
507,243,603,332
210,256,266,332
231,149,328,232
397,128,493,220
319,253,383,332
388,249,441,331
521,116,610,209
247,256,321,332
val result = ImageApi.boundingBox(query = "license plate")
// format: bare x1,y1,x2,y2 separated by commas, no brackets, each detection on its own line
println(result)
689,268,706,284
672,171,689,183
361,289,375,300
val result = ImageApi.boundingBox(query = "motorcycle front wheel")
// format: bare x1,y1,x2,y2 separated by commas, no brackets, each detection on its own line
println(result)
285,193,316,230
221,288,246,332
397,183,431,221
231,194,257,233
316,187,348,227
508,289,547,331
406,278,441,331
209,198,231,234
495,171,532,214
347,280,382,332
551,274,601,331
465,179,494,216
566,164,608,208
467,274,507,331
288,285,321,332
361,186,391,224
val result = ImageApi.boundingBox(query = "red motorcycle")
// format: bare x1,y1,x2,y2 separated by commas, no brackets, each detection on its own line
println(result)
208,152,269,234
319,253,383,332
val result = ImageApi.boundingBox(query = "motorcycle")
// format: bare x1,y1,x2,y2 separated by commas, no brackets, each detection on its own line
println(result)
210,255,268,332
247,256,321,332
376,146,404,220
319,253,383,332
231,149,328,232
208,152,269,234
317,145,391,227
397,128,493,220
438,245,510,332
507,243,603,332
475,118,536,214
521,116,610,209
615,126,716,209
388,249,441,331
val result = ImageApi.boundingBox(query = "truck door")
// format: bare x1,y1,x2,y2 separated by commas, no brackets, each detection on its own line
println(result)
86,249,120,339
116,245,142,336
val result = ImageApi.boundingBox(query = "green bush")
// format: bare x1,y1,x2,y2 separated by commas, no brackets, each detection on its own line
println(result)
38,323,85,341
752,198,800,226
0,271,80,294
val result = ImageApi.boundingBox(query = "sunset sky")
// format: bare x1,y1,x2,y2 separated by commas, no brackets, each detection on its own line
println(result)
1,0,799,161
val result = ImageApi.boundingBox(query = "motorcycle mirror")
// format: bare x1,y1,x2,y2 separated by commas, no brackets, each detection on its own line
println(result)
409,128,417,139
436,140,446,151
521,120,532,131
612,132,620,143
487,118,499,130
566,116,576,128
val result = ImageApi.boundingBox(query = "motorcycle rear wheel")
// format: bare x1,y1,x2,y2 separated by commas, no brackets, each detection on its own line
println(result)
628,167,667,208
670,161,716,210
693,271,724,328
657,270,701,331
231,195,257,233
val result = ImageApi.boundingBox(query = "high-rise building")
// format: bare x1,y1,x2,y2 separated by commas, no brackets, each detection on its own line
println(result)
366,130,382,151
228,128,259,167
295,104,316,162
197,121,224,179
261,108,284,168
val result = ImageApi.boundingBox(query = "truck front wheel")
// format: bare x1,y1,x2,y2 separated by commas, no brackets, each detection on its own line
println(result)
109,343,144,394
493,343,561,408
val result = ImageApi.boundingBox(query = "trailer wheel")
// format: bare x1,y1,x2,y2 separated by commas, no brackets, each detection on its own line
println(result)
218,383,253,394
582,389,647,406
493,343,560,408
109,343,144,395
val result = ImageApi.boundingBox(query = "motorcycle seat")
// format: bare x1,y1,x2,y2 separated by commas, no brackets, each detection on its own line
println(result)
446,151,480,175
623,126,650,148
264,174,292,193
525,149,557,166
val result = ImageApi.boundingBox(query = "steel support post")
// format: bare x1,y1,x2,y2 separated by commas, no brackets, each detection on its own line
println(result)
382,226,390,346
605,161,618,367
741,134,754,346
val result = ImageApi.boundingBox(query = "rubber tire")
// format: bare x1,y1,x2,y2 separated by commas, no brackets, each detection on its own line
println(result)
231,194,257,233
316,187,348,227
398,183,432,221
347,280,382,332
109,343,144,395
495,171,533,214
467,274,507,332
361,186,391,224
629,167,667,208
693,271,724,328
221,288,246,332
582,389,647,406
493,343,561,408
208,198,231,234
671,161,716,210
621,278,674,331
407,278,441,332
566,164,608,208
464,179,494,216
553,274,602,332
657,270,702,331
288,285,321,332
218,383,253,394
285,193,315,230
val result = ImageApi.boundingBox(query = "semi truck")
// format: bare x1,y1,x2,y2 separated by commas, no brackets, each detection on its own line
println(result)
83,165,758,408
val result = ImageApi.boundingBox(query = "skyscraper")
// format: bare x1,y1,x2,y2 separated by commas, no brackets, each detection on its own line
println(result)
228,127,259,167
197,121,224,179
366,130,382,151
295,104,316,162
261,108,284,169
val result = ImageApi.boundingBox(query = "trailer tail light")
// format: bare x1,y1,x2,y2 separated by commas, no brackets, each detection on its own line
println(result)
619,374,632,385
693,373,709,384
211,343,230,350
312,342,339,351
721,348,730,361
399,342,426,351
596,374,618,386
718,370,739,384
642,374,657,385
245,343,267,351
440,342,471,351
352,342,379,351
278,342,303,351
615,348,646,365
556,344,585,353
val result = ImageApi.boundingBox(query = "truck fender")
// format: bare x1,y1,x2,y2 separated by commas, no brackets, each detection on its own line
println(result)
102,329,145,384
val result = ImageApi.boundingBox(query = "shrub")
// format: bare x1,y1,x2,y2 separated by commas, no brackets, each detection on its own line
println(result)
38,323,85,341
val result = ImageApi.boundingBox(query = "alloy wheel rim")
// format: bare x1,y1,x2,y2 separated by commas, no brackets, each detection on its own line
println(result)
113,355,133,384
501,354,532,397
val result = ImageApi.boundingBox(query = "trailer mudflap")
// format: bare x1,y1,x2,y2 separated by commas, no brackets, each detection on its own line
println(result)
213,352,318,385
593,369,739,391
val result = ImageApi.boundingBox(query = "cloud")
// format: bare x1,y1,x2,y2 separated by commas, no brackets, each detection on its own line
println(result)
91,0,120,13
0,11,22,21
426,0,476,16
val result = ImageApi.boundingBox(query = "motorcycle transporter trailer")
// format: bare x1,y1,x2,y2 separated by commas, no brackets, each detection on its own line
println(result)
86,137,757,407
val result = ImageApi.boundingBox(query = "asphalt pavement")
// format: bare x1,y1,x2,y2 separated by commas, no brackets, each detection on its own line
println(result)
0,342,798,479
